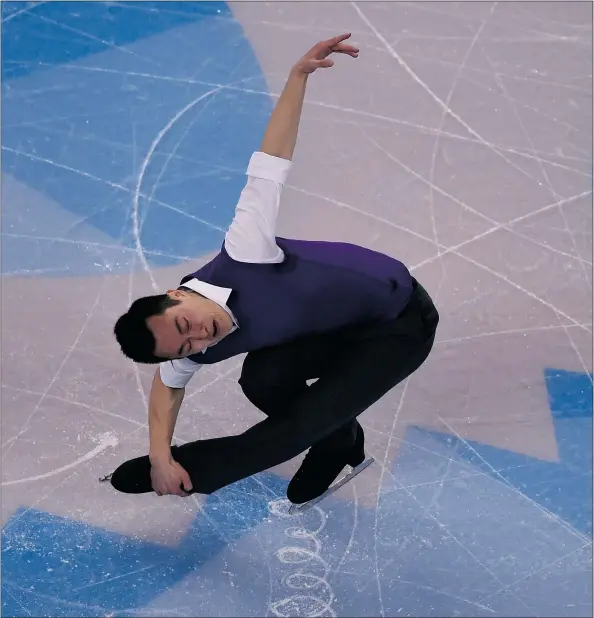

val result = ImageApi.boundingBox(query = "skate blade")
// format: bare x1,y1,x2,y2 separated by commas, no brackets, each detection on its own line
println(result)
288,457,374,515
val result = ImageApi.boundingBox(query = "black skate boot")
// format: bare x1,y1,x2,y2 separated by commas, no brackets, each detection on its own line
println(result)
286,423,374,513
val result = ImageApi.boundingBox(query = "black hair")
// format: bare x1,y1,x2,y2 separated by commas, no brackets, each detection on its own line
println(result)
113,294,181,364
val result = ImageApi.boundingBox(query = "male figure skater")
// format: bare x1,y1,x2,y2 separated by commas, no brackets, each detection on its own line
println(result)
110,34,439,510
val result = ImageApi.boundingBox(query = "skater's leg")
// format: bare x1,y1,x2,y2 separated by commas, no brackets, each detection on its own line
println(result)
238,334,336,415
109,334,348,495
286,281,439,503
239,336,359,452
110,281,438,495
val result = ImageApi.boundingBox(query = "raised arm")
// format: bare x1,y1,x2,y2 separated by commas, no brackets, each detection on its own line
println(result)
224,34,359,263
260,33,359,159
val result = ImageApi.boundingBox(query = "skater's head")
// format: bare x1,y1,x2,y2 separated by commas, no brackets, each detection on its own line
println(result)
113,288,233,363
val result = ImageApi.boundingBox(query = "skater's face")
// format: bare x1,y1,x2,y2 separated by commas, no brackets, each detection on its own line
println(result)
147,289,233,359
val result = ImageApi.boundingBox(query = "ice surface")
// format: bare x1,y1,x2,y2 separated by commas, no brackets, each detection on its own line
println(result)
1,1,592,616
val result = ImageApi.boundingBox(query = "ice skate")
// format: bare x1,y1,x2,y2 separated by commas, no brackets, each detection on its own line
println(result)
287,424,374,515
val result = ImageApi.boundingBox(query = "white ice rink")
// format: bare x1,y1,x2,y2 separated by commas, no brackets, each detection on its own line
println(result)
1,2,592,616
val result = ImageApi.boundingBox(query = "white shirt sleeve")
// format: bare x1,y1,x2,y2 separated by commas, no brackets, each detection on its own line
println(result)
224,152,292,263
159,358,202,388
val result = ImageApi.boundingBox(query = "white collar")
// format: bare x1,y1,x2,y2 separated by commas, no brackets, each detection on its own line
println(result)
179,278,238,352
180,278,233,309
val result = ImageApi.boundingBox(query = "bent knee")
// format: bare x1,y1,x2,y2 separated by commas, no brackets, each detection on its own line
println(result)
239,354,301,413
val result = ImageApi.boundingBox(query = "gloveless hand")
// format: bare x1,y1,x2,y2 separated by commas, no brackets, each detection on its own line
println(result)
150,455,193,497
292,33,359,75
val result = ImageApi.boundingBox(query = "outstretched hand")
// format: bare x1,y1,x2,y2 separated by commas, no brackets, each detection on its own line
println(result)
293,33,359,75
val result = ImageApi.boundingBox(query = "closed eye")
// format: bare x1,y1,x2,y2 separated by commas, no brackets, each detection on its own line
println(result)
175,318,191,356
175,317,191,335
177,337,191,357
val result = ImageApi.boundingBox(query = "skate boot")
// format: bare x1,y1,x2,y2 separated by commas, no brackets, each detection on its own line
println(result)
286,423,374,514
103,444,197,495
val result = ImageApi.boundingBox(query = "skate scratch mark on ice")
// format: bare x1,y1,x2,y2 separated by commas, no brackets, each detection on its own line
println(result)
0,147,224,230
38,62,591,178
428,1,497,261
365,135,592,268
1,232,194,261
1,1,48,22
480,49,594,377
73,563,159,592
437,58,585,137
2,433,118,487
501,229,593,266
373,378,410,617
291,180,592,276
1,287,105,463
132,71,264,288
227,477,278,607
209,486,276,613
454,251,591,333
435,323,590,346
2,469,83,534
410,190,592,270
286,184,437,246
108,361,243,454
481,541,593,603
191,494,232,544
268,501,336,617
3,266,71,277
350,2,556,186
1,585,33,617
427,3,496,306
322,105,591,174
357,464,533,501
329,485,360,581
132,87,225,290
362,134,497,224
386,466,536,614
245,484,275,614
485,49,591,285
3,580,109,614
397,578,497,613
137,68,254,239
380,47,591,100
1,146,128,190
437,416,591,543
0,385,147,445
563,328,594,385
31,13,156,63
404,394,469,546
400,188,592,333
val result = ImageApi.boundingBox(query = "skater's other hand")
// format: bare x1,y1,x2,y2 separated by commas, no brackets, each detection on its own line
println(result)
292,33,359,74
150,456,193,497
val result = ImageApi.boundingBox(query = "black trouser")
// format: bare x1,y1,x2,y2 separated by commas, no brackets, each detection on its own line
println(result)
238,279,438,458
112,280,439,495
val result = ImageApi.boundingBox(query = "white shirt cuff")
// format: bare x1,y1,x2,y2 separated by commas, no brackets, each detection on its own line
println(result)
247,151,292,185
159,358,201,388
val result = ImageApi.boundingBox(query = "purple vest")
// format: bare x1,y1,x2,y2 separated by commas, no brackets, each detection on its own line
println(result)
181,238,413,364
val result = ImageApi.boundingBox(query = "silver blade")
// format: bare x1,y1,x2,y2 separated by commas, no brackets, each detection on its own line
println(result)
288,457,374,515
